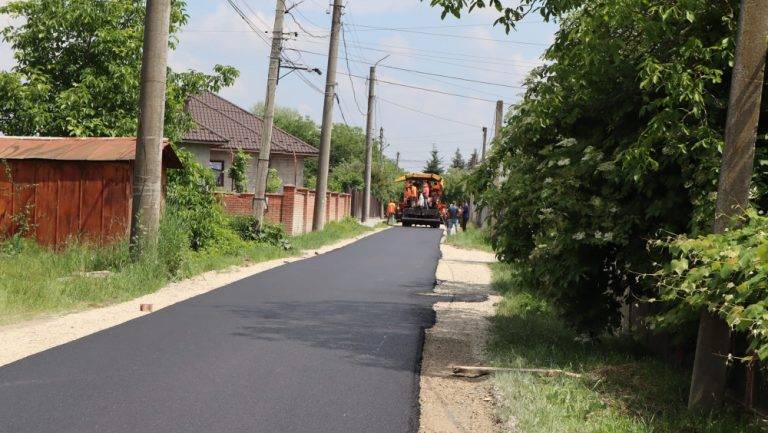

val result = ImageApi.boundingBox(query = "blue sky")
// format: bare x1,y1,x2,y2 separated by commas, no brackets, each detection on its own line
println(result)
1,0,558,171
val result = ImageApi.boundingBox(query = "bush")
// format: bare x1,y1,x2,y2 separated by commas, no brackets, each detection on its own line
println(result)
652,210,768,359
229,149,251,193
228,216,291,250
157,210,190,277
166,148,230,250
266,167,282,193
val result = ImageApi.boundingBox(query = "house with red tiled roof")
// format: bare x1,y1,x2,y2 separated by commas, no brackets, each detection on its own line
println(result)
181,92,318,192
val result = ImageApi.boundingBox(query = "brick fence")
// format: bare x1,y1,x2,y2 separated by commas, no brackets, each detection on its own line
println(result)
219,185,352,235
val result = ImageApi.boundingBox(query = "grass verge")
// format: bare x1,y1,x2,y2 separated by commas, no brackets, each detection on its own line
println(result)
0,217,373,325
444,224,494,253
488,262,761,432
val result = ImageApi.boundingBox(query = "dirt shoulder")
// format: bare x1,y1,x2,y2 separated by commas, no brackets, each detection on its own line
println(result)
0,227,388,368
419,236,503,433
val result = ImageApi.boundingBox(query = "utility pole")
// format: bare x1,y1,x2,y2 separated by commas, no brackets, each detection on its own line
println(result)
130,0,171,260
688,0,768,411
379,127,385,217
362,66,376,223
494,100,503,144
481,126,487,161
312,0,343,231
395,152,400,169
253,0,286,227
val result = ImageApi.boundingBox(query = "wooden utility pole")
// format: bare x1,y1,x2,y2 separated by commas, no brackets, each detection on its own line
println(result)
312,0,343,231
481,127,487,161
362,66,376,223
253,0,286,227
130,0,171,259
688,0,768,411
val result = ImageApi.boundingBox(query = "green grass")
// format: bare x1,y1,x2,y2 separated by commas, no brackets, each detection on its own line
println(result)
290,217,373,251
445,223,494,252
488,262,762,433
0,217,373,325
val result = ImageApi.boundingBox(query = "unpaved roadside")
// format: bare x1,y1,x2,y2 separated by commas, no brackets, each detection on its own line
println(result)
0,227,388,368
419,235,503,433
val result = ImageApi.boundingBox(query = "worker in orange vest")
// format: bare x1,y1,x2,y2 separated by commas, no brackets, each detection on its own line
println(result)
386,201,397,225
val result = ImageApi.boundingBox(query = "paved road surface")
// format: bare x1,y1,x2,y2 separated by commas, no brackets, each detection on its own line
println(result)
0,227,443,433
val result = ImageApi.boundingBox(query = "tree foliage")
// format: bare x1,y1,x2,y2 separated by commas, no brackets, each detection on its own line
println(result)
229,149,250,193
430,0,768,332
0,0,238,140
451,148,466,170
424,147,444,175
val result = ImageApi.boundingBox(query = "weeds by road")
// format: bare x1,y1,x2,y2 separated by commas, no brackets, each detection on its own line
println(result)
444,224,494,253
488,263,761,432
0,217,371,324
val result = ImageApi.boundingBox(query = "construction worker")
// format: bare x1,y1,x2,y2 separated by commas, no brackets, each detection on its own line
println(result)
386,201,397,225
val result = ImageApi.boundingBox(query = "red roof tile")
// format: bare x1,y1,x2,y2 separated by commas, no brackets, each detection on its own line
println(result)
183,92,319,156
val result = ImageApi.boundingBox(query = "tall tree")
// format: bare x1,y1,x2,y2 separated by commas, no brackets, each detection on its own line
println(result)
0,0,237,140
424,146,444,175
451,148,466,170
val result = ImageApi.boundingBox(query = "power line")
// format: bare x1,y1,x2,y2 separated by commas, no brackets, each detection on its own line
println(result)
347,23,549,46
379,65,521,89
285,48,520,98
378,97,483,128
339,71,505,103
341,22,366,116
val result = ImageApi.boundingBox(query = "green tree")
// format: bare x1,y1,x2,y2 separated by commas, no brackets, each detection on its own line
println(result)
427,0,768,334
228,149,250,193
0,0,238,140
451,148,466,170
467,149,479,169
423,146,444,175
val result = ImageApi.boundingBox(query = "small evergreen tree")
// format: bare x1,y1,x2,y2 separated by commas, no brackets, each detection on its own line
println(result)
468,149,479,168
423,146,444,175
451,148,466,170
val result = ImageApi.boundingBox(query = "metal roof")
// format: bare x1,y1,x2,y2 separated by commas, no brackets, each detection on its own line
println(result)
395,173,443,182
183,92,319,156
0,137,183,168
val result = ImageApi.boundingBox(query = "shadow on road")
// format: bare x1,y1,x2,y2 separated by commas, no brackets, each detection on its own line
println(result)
223,300,437,372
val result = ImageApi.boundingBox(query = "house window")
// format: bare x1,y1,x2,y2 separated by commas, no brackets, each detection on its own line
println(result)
209,160,225,187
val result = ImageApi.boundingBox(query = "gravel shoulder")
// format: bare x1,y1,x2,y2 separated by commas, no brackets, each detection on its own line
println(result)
0,227,388,368
419,234,503,433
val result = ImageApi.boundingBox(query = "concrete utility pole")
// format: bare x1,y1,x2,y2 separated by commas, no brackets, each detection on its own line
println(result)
494,100,503,143
688,0,768,411
362,66,376,223
481,127,487,161
253,0,286,227
130,0,171,260
312,0,343,231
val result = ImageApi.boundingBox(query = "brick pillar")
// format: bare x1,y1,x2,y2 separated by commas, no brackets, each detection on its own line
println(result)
302,189,309,233
281,185,296,235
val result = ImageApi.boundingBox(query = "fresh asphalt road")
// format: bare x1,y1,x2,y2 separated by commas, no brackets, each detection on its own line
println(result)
0,227,443,433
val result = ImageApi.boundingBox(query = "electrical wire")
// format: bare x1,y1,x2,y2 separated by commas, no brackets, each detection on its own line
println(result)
377,97,483,128
338,71,506,102
341,22,366,116
347,23,549,46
